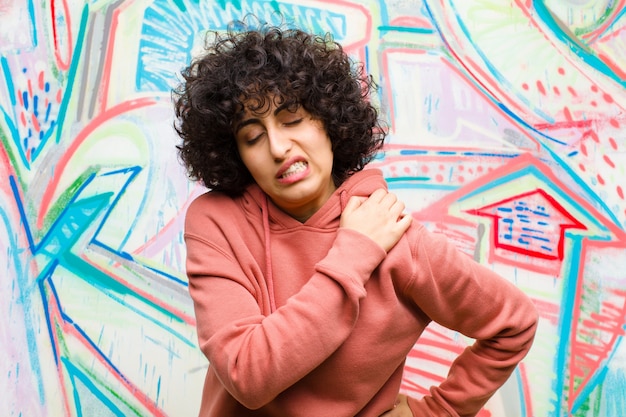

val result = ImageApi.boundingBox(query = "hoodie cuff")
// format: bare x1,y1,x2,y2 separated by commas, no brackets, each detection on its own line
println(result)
315,228,387,290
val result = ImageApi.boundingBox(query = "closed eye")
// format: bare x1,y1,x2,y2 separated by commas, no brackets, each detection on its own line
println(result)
246,132,265,145
284,118,303,126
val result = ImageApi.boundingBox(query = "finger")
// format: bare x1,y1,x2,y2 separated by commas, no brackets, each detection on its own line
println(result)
388,199,406,219
397,212,413,229
343,195,366,213
379,191,399,210
367,188,388,203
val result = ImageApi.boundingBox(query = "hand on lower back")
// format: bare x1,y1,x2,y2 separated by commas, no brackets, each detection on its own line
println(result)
379,394,413,417
340,189,412,253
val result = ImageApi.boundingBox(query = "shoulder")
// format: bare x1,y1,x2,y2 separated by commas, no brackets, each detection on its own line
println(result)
386,221,464,277
185,187,265,236
187,190,237,214
185,190,244,233
186,190,236,218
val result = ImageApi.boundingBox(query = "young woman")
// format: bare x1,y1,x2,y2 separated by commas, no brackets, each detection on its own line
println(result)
173,21,538,417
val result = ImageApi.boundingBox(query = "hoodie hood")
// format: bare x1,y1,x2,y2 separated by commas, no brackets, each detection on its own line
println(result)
241,168,388,312
243,168,388,230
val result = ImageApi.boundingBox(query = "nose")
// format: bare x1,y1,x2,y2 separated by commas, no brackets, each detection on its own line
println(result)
267,127,292,160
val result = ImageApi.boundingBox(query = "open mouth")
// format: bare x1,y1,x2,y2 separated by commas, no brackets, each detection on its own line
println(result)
279,161,308,179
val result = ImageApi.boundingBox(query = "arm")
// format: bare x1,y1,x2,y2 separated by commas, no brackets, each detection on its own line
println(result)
187,227,384,409
403,227,538,417
186,189,410,409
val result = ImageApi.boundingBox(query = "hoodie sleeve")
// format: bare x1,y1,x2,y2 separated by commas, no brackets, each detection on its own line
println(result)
402,226,538,417
185,201,387,410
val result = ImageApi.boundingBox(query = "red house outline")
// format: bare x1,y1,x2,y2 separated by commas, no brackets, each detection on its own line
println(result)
466,188,587,261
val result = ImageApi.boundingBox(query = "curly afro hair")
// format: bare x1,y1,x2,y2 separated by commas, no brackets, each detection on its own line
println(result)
173,21,386,195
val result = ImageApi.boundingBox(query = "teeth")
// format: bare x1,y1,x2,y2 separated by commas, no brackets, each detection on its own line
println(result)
281,161,307,178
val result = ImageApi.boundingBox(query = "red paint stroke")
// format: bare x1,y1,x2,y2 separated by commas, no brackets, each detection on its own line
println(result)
0,135,19,195
536,80,546,95
37,97,157,229
402,365,445,385
389,16,434,29
603,154,615,169
518,363,534,417
586,130,599,143
38,71,45,90
31,113,41,132
563,106,572,121
567,86,578,98
51,0,72,71
533,118,593,131
597,52,626,80
400,378,430,396
597,174,605,186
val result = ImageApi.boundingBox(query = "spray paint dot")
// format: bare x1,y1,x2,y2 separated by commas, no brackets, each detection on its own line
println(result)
536,80,546,95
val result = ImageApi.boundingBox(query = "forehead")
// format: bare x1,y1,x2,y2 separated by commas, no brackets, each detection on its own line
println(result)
245,94,297,111
232,96,302,134
235,96,300,122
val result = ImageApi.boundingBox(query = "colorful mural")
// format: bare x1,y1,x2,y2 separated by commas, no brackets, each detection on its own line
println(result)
1,1,625,416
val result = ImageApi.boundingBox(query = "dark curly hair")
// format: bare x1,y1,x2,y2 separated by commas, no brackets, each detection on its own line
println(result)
173,21,386,195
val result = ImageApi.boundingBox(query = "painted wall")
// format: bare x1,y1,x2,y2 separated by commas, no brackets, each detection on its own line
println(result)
1,1,625,416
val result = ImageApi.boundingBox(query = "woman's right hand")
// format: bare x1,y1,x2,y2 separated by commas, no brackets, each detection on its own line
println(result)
379,394,413,417
340,188,412,253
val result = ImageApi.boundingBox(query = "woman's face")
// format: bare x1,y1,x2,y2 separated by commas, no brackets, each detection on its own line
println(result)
234,101,336,222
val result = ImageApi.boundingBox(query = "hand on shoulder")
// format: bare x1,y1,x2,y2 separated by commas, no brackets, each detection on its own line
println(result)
340,189,412,253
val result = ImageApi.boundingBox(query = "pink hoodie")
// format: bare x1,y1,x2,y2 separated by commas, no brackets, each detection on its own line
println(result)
184,169,538,417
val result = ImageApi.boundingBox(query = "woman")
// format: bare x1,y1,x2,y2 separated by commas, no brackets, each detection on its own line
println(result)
173,21,538,417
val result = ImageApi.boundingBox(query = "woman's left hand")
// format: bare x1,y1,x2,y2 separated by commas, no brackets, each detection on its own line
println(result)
379,394,413,417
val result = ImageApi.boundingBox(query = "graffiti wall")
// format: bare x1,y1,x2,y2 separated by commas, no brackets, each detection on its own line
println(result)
1,0,624,416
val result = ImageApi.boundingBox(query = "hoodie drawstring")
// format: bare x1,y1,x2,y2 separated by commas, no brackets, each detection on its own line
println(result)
339,190,348,212
261,190,348,314
261,196,277,313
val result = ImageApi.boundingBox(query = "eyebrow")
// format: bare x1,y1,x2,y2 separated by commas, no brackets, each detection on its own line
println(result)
233,102,297,134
